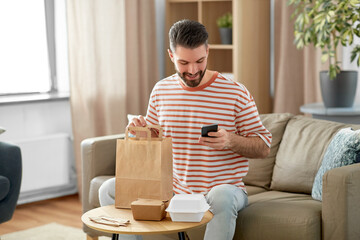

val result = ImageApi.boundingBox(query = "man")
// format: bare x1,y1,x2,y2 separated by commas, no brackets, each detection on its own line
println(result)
99,19,271,240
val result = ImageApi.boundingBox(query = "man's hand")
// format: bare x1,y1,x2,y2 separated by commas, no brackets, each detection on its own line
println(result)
127,115,158,137
198,128,230,150
199,128,270,158
128,115,147,128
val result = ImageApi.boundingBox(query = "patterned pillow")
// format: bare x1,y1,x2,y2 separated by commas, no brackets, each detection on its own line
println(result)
312,128,360,201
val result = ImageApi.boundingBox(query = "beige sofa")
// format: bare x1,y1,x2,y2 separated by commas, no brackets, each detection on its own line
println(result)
81,113,360,240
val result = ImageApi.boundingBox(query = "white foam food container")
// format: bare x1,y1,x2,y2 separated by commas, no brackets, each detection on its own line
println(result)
166,194,210,222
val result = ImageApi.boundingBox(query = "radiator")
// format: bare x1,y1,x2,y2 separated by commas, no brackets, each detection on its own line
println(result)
13,133,77,204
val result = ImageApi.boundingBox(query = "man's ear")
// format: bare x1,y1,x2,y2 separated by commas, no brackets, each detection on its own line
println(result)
168,49,174,63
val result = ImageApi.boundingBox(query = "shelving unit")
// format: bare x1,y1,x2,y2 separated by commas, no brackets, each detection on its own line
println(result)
165,0,232,75
165,0,272,113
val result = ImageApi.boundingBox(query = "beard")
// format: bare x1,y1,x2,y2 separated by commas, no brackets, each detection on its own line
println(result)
176,66,207,88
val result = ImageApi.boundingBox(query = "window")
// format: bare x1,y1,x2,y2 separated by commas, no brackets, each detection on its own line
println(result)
0,0,69,95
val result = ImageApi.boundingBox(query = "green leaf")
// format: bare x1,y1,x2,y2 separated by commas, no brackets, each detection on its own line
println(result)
216,12,232,28
349,32,353,45
352,14,358,23
321,53,329,63
341,29,350,45
328,10,335,19
314,12,325,24
296,39,305,49
351,51,357,63
351,45,360,66
354,30,360,39
350,0,360,7
336,65,341,73
304,30,311,42
329,65,337,80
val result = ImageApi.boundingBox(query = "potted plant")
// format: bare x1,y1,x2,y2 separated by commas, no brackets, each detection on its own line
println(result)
288,0,360,107
216,12,232,44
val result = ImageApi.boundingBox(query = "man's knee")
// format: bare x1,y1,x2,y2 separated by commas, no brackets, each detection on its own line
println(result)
98,177,116,206
206,184,246,214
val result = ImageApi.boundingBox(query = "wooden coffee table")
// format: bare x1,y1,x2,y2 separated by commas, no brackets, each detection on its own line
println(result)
82,205,213,240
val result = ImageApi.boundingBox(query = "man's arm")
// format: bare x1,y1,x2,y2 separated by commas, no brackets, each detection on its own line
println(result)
198,128,270,158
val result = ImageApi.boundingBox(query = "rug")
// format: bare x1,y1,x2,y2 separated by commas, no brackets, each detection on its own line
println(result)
0,223,111,240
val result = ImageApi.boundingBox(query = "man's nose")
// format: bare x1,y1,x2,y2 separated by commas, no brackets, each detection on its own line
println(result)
188,64,198,74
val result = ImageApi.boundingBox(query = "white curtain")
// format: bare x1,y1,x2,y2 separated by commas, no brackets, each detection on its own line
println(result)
66,0,158,196
273,0,324,114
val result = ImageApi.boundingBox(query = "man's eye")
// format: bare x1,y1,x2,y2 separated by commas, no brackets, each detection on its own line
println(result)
197,59,204,63
180,62,188,65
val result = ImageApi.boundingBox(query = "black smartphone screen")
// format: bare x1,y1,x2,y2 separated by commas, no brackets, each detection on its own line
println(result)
201,124,218,137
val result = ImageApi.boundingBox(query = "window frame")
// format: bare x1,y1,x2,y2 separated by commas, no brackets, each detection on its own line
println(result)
0,0,58,97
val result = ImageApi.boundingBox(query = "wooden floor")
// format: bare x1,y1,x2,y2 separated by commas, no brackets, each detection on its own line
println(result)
0,194,83,235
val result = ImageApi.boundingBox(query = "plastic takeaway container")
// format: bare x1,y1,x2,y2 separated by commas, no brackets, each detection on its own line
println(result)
166,194,210,222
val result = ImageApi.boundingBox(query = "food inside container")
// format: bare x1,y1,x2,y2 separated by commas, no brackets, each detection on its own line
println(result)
166,194,210,222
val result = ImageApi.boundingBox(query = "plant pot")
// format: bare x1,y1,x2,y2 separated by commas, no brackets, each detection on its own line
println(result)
219,28,232,44
320,70,358,108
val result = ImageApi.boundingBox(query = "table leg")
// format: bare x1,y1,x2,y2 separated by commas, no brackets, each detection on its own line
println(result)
178,232,186,240
112,234,119,240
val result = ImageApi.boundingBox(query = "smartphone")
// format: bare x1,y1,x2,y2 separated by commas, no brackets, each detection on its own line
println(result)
201,124,218,137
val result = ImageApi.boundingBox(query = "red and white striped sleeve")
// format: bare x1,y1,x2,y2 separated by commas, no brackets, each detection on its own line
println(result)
234,88,272,148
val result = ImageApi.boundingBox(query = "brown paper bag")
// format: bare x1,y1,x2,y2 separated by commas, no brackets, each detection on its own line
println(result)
115,125,173,209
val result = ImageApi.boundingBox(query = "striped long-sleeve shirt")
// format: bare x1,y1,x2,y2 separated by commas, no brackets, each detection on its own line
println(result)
145,72,272,194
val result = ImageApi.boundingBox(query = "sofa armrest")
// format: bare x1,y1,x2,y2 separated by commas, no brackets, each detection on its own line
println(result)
322,163,360,240
0,142,22,223
81,133,125,214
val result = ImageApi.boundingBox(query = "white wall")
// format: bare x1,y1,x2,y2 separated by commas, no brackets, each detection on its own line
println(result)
343,37,360,105
0,100,72,141
0,99,76,204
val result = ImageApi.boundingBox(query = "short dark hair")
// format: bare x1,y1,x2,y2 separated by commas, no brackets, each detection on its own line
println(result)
169,19,208,52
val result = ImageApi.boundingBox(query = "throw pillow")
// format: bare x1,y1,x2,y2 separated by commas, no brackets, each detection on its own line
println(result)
0,127,5,135
312,127,360,201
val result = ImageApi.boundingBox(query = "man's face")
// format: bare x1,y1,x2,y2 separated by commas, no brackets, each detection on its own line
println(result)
168,44,209,88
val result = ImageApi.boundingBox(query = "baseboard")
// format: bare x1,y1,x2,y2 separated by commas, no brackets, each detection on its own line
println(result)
17,183,78,205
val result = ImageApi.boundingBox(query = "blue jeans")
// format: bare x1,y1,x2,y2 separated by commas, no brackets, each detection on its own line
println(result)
99,178,248,240
204,184,248,240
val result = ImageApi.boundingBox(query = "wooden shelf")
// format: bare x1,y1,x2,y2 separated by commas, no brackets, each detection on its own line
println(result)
209,44,233,50
168,0,231,2
202,0,231,2
168,0,197,2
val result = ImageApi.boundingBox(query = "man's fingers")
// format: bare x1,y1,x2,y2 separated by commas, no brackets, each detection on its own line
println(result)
138,115,147,127
199,136,218,143
127,115,149,137
131,116,146,127
127,116,147,135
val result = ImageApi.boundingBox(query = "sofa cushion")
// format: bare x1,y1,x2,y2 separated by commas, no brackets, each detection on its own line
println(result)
243,113,293,189
89,175,114,208
271,116,348,194
312,127,360,201
246,185,268,196
235,191,322,240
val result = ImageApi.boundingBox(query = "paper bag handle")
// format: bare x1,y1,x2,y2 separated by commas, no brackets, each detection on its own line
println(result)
125,125,163,140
